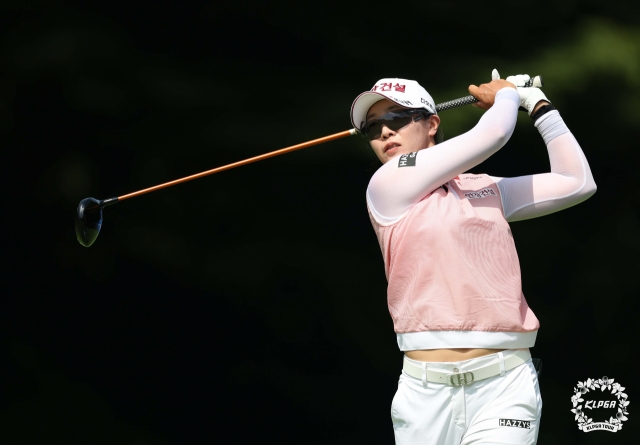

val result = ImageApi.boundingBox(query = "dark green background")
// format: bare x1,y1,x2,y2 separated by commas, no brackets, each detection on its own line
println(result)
1,1,638,444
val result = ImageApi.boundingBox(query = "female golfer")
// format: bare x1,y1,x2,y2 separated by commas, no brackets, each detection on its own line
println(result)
349,70,596,445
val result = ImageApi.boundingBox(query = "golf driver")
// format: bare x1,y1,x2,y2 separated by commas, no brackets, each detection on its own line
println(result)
76,76,543,247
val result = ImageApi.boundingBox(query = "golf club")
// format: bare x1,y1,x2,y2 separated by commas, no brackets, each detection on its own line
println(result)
76,76,543,247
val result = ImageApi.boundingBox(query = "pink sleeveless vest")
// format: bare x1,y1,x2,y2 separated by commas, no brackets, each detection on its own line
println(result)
368,174,540,350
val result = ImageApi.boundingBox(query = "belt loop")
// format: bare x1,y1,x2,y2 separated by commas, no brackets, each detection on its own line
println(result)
421,362,428,387
498,352,506,377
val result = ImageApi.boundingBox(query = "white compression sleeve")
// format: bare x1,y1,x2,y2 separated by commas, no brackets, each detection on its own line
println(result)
367,88,520,224
491,110,597,222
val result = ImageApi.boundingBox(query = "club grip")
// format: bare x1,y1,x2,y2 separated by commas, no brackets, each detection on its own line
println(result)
435,96,479,112
435,75,543,112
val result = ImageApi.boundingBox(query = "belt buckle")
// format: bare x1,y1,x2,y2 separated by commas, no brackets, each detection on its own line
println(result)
450,371,475,387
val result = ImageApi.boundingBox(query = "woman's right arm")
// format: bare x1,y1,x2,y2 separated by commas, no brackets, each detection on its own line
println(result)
367,88,520,224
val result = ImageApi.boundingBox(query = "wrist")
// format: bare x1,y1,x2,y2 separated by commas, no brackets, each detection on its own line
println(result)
531,100,550,115
534,110,568,144
530,103,556,122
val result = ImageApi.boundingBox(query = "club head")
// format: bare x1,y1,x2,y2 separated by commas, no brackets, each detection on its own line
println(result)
75,197,104,247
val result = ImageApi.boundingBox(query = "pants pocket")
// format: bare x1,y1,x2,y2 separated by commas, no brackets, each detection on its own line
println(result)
525,361,542,418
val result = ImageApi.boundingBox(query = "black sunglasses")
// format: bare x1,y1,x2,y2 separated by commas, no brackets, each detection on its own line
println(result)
360,109,432,141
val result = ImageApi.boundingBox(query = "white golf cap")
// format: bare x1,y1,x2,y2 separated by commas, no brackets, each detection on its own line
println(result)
350,78,437,130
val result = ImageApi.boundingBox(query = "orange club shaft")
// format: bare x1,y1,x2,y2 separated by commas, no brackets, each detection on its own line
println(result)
117,129,358,201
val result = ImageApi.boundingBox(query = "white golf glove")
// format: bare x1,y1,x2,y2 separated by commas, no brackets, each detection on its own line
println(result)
493,69,550,115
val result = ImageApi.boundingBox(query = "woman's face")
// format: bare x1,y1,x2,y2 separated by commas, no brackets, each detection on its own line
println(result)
366,99,440,164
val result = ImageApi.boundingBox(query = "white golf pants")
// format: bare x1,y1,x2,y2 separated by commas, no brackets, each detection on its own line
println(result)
392,350,542,445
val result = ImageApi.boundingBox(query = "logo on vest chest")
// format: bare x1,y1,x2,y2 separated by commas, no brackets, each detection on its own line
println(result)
464,187,497,199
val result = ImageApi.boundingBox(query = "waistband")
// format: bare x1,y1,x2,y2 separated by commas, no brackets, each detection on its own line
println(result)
402,349,531,387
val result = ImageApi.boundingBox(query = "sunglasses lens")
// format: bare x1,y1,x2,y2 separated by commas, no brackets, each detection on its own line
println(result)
387,114,413,131
365,122,382,141
364,111,420,141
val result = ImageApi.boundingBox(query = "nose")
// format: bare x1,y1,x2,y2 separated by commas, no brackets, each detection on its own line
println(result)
380,124,396,139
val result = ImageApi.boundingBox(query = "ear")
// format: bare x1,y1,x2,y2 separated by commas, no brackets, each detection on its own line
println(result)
428,115,441,137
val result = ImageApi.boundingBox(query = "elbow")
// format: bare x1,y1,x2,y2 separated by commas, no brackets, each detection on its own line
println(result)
577,178,597,203
585,181,597,199
492,122,514,147
584,170,597,199
496,130,510,146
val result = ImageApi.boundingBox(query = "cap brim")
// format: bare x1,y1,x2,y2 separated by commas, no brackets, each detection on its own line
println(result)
350,91,410,130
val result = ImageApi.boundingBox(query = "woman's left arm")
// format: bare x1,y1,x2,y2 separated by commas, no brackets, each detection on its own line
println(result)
491,109,597,222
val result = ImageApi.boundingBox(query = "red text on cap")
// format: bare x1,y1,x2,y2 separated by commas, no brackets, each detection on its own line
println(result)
372,83,406,93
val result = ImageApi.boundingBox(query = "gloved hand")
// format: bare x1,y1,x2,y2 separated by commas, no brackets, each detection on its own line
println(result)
493,69,550,115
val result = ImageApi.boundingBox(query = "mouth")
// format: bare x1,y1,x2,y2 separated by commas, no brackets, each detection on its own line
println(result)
384,142,401,154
